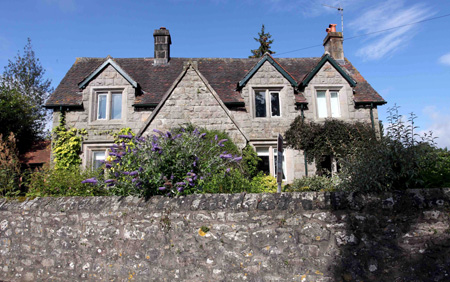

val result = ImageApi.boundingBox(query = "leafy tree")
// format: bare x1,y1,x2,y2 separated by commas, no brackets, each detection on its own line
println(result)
249,24,275,58
1,38,53,153
0,85,40,154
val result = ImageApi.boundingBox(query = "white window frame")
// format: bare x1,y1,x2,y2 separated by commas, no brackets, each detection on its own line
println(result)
253,88,282,118
255,145,287,181
315,88,341,119
82,143,112,169
95,90,123,121
89,87,125,124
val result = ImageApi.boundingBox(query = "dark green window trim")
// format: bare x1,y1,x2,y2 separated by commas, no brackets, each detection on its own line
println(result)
237,54,298,89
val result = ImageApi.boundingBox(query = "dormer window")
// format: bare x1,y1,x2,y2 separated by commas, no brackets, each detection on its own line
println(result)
95,90,123,121
254,89,281,118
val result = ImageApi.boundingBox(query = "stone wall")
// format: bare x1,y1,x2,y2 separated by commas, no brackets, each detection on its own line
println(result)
1,189,449,281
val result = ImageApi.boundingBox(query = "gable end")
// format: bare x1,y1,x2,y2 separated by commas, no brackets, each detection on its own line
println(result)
237,54,298,89
300,54,357,88
78,58,138,89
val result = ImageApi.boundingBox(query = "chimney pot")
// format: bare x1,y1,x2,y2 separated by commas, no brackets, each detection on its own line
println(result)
160,27,166,30
323,24,344,62
329,24,337,32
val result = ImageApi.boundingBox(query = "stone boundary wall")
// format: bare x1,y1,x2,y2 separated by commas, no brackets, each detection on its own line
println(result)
1,189,449,281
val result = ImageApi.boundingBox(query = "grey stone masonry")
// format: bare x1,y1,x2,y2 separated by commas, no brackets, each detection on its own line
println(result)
143,64,247,148
0,189,449,281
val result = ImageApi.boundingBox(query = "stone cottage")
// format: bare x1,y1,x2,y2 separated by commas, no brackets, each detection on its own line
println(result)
45,24,386,182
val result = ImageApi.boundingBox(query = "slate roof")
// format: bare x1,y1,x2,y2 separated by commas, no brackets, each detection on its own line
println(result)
46,56,385,107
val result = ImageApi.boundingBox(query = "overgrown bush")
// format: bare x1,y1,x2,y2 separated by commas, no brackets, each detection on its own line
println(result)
285,117,376,172
287,175,340,192
338,106,438,191
417,148,450,188
0,133,21,197
26,166,107,197
86,125,244,198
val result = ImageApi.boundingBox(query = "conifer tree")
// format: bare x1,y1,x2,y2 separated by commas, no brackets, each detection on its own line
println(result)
249,24,275,58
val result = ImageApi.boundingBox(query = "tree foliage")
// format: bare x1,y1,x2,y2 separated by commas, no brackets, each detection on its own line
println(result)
1,38,53,154
249,24,275,58
0,86,41,154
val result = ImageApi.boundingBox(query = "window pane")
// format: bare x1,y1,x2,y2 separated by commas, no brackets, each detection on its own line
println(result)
93,151,105,169
330,91,340,117
97,94,107,120
256,147,270,175
317,91,327,118
270,92,280,117
111,93,122,120
257,156,270,175
255,91,266,117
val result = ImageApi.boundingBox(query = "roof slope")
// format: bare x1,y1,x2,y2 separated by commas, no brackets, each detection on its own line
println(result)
46,56,384,107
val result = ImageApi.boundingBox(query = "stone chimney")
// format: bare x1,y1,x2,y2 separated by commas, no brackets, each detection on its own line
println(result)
323,24,344,62
153,27,171,65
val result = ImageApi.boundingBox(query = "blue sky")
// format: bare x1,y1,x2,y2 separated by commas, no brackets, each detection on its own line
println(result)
1,0,449,147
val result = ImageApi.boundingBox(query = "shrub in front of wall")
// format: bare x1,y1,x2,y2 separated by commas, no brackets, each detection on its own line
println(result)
200,168,250,194
26,166,107,197
249,173,278,193
88,126,243,198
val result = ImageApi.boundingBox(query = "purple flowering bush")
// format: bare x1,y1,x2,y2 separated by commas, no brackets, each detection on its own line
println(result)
89,126,246,197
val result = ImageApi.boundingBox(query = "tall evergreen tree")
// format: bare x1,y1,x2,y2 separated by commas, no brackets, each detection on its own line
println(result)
249,24,275,58
1,38,53,154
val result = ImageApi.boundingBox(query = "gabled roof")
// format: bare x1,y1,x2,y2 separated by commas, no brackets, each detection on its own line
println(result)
45,55,385,107
78,58,138,89
137,62,249,142
237,53,298,89
300,54,357,88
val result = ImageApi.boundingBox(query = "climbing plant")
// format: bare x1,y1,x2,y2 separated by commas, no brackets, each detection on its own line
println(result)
52,112,86,169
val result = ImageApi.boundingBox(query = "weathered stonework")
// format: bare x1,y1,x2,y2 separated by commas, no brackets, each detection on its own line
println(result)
1,189,449,281
143,65,247,148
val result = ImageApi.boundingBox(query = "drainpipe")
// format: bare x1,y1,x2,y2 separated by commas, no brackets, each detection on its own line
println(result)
370,103,375,133
301,104,308,177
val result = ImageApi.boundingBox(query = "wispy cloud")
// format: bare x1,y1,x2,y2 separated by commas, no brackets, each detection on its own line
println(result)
349,0,433,60
438,52,450,66
418,106,450,149
43,0,76,13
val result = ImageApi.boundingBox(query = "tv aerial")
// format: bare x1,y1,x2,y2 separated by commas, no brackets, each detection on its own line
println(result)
322,3,344,36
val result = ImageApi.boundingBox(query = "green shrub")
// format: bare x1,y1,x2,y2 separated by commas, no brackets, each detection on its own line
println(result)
201,168,250,194
287,175,340,192
338,106,437,191
249,173,278,193
242,144,261,179
416,148,450,188
26,166,107,197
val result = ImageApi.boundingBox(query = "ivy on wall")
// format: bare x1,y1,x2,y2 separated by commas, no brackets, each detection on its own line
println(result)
52,112,86,169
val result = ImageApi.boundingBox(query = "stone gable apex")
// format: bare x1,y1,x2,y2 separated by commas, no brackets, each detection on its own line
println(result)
138,62,248,147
